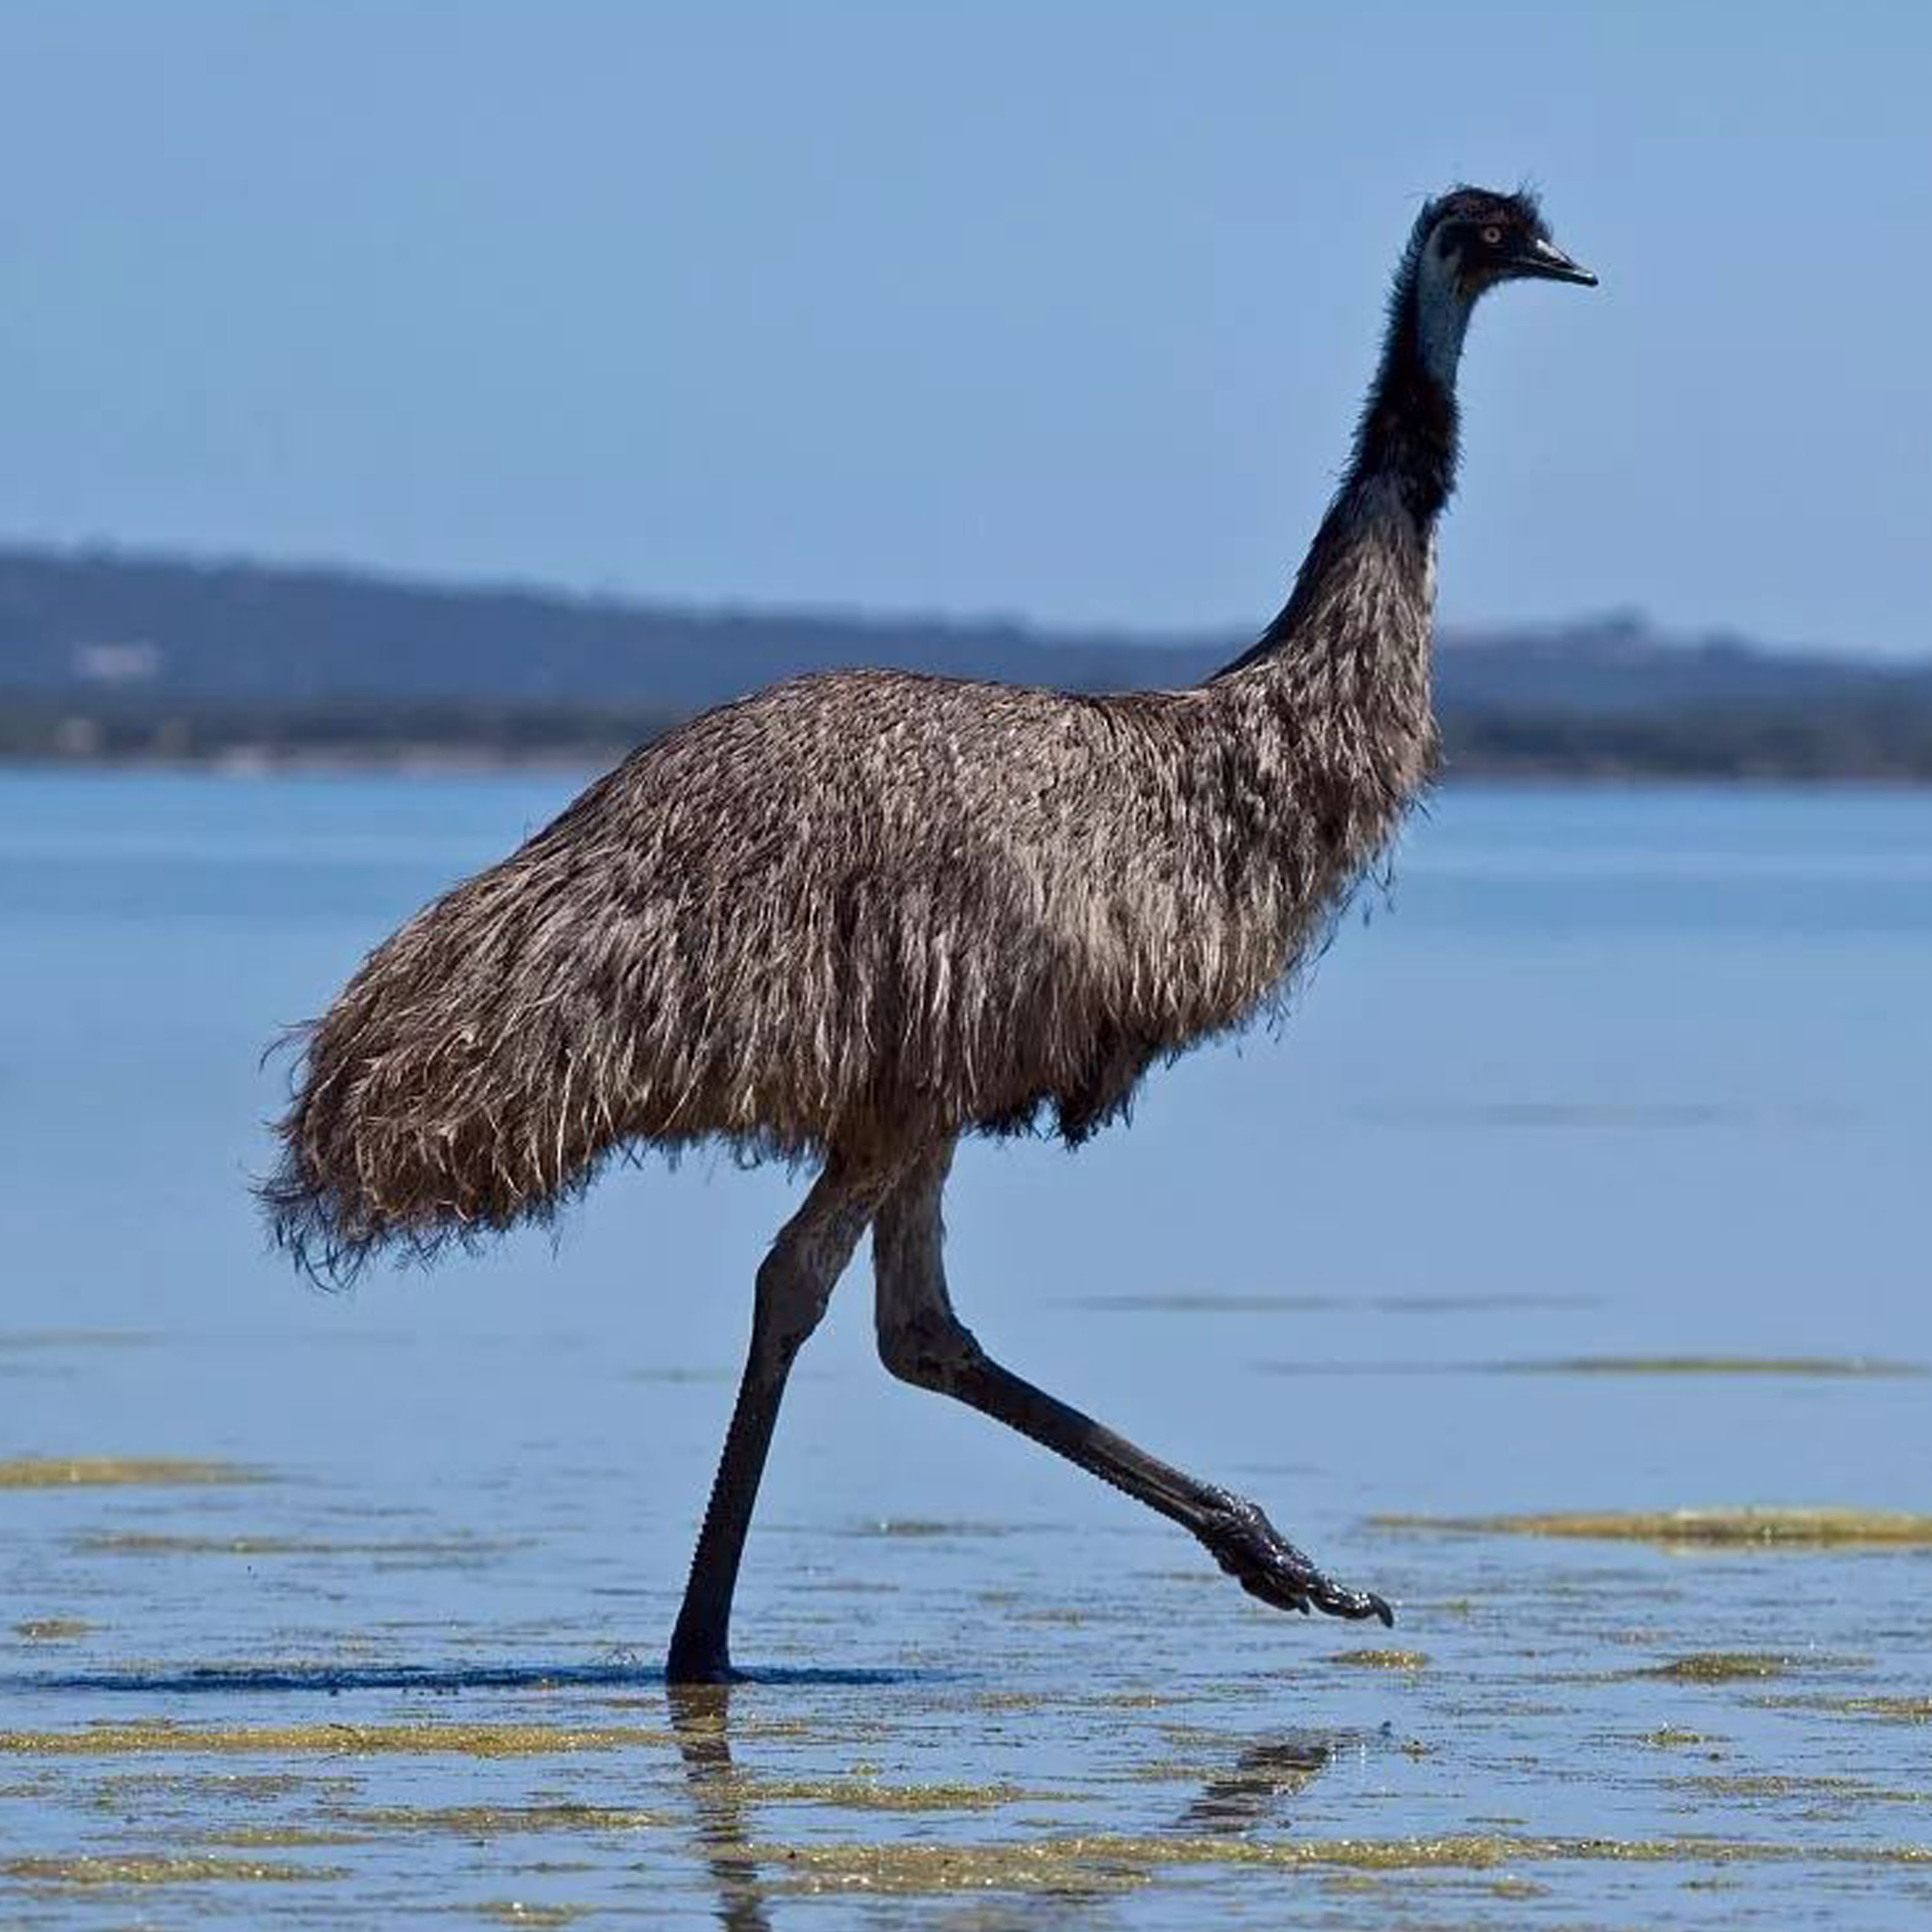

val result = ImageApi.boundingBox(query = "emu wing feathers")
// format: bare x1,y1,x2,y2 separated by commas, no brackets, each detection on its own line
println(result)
266,656,1421,1277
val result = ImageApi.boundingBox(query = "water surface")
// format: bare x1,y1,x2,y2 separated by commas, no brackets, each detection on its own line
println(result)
2,773,1928,1926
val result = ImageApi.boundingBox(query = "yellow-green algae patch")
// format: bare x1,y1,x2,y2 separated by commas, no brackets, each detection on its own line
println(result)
756,1832,1932,1895
1638,1653,1798,1684
1114,1756,1214,1785
1327,1649,1428,1670
1639,1728,1720,1749
0,1457,265,1490
196,1827,378,1849
0,1720,670,1758
13,1617,90,1641
477,1906,589,1928
91,1769,355,1801
1489,1876,1551,1898
77,1532,521,1558
764,1840,1143,1896
342,1804,666,1834
2,1853,339,1885
1775,1696,1932,1723
745,1777,1041,1813
1668,1773,1924,1806
1373,1506,1932,1547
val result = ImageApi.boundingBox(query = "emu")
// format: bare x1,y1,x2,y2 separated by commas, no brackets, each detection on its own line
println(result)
266,186,1594,1682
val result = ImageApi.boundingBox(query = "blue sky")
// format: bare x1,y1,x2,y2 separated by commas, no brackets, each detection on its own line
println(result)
2,2,1926,655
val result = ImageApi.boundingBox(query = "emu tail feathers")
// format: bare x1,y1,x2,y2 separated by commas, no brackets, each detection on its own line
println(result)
259,889,649,1285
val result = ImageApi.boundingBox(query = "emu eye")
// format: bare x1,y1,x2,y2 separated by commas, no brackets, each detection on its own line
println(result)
1481,224,1504,247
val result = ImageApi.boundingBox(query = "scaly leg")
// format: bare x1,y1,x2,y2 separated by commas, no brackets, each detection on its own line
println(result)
871,1141,1392,1628
667,1153,893,1682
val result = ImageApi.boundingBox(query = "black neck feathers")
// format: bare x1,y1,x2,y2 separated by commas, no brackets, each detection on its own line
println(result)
1349,243,1462,522
1216,219,1463,676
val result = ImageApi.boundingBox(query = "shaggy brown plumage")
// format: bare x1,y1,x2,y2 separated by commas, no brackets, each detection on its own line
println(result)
264,186,1589,1284
266,605,1435,1276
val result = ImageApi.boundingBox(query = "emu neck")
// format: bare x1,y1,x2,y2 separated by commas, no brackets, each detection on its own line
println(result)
1200,224,1466,840
1359,240,1467,515
1219,232,1466,680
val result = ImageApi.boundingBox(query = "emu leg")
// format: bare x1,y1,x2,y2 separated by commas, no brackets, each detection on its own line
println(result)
872,1143,1392,1629
667,1157,887,1682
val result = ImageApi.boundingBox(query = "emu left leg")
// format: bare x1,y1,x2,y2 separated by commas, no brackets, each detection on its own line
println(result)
668,1154,892,1683
873,1143,1392,1628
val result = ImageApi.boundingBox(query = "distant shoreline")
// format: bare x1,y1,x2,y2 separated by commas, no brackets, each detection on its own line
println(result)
6,741,1930,787
11,706,1932,784
4,540,1929,784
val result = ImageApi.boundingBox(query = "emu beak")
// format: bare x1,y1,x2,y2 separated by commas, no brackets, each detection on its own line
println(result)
1515,236,1597,286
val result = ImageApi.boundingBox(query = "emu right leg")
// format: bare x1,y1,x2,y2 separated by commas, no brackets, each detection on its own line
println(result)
667,1157,887,1683
872,1143,1392,1629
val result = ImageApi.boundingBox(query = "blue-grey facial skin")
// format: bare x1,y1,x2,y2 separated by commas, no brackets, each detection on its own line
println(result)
1398,190,1595,396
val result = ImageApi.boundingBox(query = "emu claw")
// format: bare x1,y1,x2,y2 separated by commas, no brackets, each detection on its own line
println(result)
1198,1492,1395,1630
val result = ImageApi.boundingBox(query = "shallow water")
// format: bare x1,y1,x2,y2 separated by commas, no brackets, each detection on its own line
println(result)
2,772,1930,1926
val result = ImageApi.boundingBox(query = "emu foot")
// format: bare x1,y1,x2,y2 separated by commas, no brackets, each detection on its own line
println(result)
1197,1490,1394,1628
664,1638,743,1686
665,1657,743,1686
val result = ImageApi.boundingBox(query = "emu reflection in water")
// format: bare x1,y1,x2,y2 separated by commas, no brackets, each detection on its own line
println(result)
667,1685,774,1932
664,1683,1344,1928
1179,1735,1336,1834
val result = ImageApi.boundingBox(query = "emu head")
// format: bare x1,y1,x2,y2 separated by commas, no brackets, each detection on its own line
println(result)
1409,186,1595,384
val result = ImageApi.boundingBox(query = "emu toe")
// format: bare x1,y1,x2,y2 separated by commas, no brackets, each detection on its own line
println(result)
1198,1492,1395,1628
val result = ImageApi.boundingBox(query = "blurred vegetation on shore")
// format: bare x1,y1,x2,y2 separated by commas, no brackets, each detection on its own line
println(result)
4,543,1928,781
9,692,1932,782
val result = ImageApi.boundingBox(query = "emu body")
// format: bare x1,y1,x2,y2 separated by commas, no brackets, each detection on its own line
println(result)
266,187,1594,1680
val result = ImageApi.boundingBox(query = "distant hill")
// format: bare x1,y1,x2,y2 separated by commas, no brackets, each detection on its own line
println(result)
2,543,1928,778
0,544,1210,708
